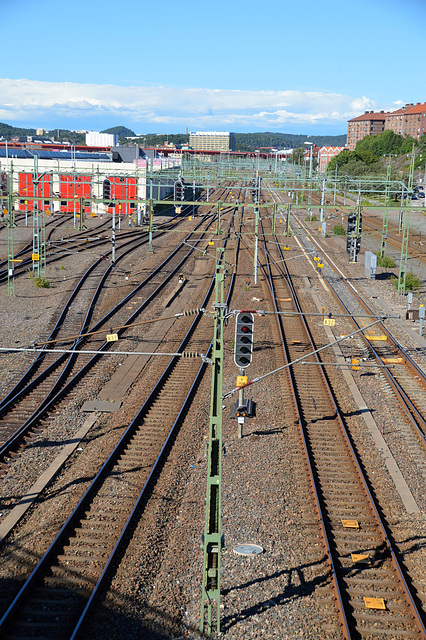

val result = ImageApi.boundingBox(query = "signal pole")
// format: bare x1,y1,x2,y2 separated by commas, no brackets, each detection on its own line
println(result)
201,254,226,636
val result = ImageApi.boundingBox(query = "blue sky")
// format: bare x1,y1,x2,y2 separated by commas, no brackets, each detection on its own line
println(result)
2,0,425,135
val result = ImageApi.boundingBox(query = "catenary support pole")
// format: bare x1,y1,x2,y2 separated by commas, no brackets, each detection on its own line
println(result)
201,255,226,636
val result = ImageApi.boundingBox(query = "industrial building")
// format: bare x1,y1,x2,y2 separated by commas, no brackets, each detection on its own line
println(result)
0,143,179,219
86,131,119,147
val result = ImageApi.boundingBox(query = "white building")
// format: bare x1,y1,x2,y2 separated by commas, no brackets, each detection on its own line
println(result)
86,132,119,147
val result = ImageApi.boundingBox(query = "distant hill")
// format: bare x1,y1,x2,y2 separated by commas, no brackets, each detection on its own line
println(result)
0,122,85,144
101,126,136,139
129,131,347,150
0,122,36,138
0,122,346,150
234,132,347,151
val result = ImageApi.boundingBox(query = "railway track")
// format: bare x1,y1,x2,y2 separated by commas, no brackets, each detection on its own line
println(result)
255,219,426,638
0,210,241,640
291,213,426,449
0,212,223,476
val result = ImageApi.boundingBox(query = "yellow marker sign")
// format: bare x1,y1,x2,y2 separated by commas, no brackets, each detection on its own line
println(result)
188,216,192,221
208,241,214,246
91,212,95,217
279,219,283,224
32,253,40,261
314,256,319,261
364,597,386,610
351,554,370,564
106,333,119,342
175,207,182,214
366,335,387,341
341,519,359,529
284,246,289,250
236,376,248,387
317,263,324,268
323,318,335,326
351,358,360,370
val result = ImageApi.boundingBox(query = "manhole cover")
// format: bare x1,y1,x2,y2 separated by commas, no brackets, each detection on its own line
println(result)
233,544,263,556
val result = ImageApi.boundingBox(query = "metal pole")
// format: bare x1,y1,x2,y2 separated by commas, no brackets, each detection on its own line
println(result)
320,179,325,222
286,203,291,237
148,199,154,253
111,206,116,265
397,210,410,294
201,257,225,636
254,206,259,284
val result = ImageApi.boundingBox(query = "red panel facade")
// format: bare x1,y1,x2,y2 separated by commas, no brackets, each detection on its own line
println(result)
59,175,92,213
18,173,52,211
106,176,137,215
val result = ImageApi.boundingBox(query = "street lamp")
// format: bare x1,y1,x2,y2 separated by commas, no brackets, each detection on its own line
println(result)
304,141,313,179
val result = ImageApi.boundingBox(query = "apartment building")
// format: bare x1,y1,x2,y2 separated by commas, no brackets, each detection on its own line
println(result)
189,131,235,152
346,111,387,150
385,102,426,139
347,102,426,149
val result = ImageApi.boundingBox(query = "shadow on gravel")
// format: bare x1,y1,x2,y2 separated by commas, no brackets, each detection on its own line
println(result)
220,558,330,630
375,272,397,280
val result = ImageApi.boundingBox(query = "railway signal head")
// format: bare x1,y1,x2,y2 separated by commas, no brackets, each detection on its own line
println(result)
174,180,185,201
103,179,112,203
347,212,357,235
234,312,254,368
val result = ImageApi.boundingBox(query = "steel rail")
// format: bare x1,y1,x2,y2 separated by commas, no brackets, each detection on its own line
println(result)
0,213,221,466
259,214,426,637
0,208,239,639
292,215,426,446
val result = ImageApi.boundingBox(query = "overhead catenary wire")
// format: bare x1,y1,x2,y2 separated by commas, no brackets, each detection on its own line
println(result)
222,318,388,399
31,308,202,347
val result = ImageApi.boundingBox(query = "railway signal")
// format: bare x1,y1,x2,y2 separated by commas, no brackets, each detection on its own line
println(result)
102,179,112,205
174,180,185,201
346,208,362,262
234,312,254,368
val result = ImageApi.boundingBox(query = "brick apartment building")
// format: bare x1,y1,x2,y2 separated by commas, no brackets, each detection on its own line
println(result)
346,102,426,150
346,111,387,150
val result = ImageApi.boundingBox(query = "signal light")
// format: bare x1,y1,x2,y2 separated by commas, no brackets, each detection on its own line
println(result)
103,179,112,203
234,312,254,368
174,180,185,201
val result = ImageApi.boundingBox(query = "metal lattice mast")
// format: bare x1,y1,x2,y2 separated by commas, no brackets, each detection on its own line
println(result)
380,163,391,257
398,210,410,294
31,157,47,277
201,256,225,636
380,210,389,258
7,171,17,296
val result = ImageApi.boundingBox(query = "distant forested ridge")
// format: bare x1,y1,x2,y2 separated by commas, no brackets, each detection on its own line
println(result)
0,122,347,150
129,131,347,150
234,132,347,151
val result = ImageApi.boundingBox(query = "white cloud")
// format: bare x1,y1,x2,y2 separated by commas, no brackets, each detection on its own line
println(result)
0,78,380,130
